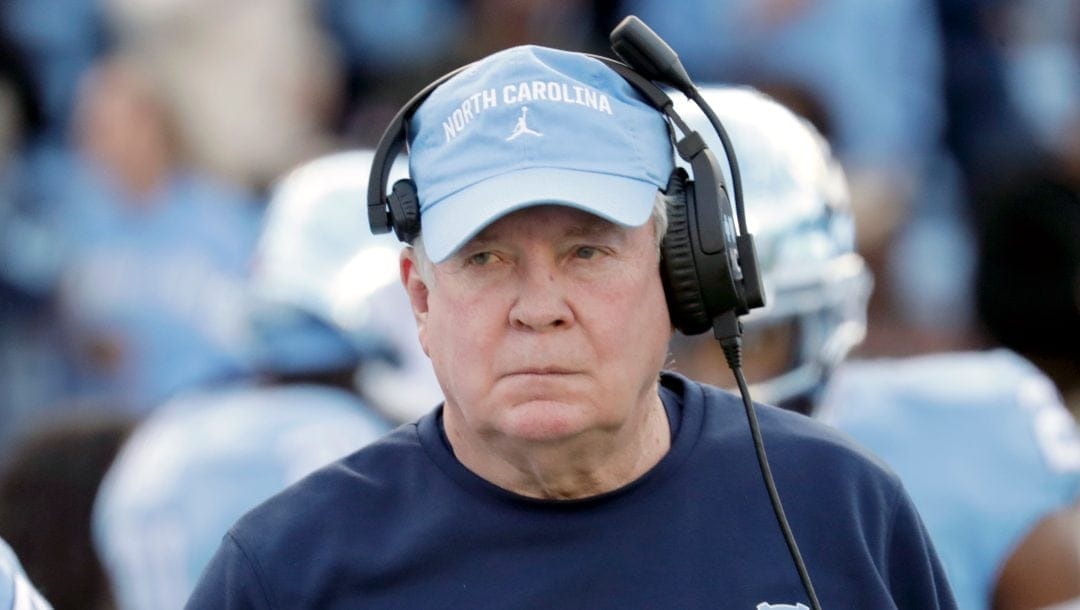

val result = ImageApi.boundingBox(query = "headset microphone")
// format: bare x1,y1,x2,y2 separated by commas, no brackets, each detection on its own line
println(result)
610,16,695,95
611,15,820,610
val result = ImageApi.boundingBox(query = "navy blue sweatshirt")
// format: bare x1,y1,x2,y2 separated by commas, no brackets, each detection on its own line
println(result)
187,372,955,609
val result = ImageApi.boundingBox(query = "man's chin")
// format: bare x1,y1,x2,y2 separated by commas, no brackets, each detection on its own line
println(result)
498,400,597,444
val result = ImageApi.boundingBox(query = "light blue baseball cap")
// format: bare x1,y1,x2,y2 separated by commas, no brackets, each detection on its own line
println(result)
407,45,675,263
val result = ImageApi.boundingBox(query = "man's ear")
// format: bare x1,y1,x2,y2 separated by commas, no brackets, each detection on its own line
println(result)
400,248,430,351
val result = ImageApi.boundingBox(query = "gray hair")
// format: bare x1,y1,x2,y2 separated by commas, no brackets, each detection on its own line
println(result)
410,193,670,286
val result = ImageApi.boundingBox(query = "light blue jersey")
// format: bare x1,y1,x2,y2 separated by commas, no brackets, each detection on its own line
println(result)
819,349,1080,610
0,538,51,610
92,383,392,610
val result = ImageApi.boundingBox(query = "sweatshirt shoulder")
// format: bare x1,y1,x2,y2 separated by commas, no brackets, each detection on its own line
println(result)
684,375,902,488
229,420,426,540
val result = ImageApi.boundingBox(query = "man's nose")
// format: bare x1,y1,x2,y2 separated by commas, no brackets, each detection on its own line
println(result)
508,261,574,331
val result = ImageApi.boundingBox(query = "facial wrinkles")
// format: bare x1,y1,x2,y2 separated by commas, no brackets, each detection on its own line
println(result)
461,238,587,392
430,208,667,391
417,207,676,497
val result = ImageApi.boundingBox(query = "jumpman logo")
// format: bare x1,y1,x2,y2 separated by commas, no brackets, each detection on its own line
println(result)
505,106,543,141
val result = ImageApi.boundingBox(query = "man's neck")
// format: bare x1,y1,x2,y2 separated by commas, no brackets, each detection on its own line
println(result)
442,392,671,500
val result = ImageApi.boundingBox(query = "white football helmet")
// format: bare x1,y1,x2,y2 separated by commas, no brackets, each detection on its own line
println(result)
669,86,872,410
249,149,442,420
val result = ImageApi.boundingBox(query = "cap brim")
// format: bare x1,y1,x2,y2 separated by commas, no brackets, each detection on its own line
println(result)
420,167,660,263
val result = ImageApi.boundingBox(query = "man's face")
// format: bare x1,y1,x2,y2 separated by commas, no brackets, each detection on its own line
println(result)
403,205,672,446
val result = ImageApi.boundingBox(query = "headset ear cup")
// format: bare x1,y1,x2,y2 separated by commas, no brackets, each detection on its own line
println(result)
388,179,421,243
660,169,712,335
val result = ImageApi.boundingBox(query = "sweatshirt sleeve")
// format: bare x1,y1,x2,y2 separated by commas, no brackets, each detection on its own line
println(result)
185,533,272,610
886,489,958,609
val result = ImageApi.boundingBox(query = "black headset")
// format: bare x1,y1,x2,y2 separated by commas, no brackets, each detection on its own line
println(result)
367,17,764,339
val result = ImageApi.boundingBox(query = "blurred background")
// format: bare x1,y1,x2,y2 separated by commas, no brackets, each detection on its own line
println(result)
0,0,1077,607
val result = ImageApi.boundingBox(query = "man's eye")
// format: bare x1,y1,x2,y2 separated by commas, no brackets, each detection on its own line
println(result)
575,246,598,260
467,251,494,265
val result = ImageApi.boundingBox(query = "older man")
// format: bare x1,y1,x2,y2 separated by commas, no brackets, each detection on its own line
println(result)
188,43,954,609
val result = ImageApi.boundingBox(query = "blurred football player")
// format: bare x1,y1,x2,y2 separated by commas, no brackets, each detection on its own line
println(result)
92,149,441,610
667,86,1080,610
